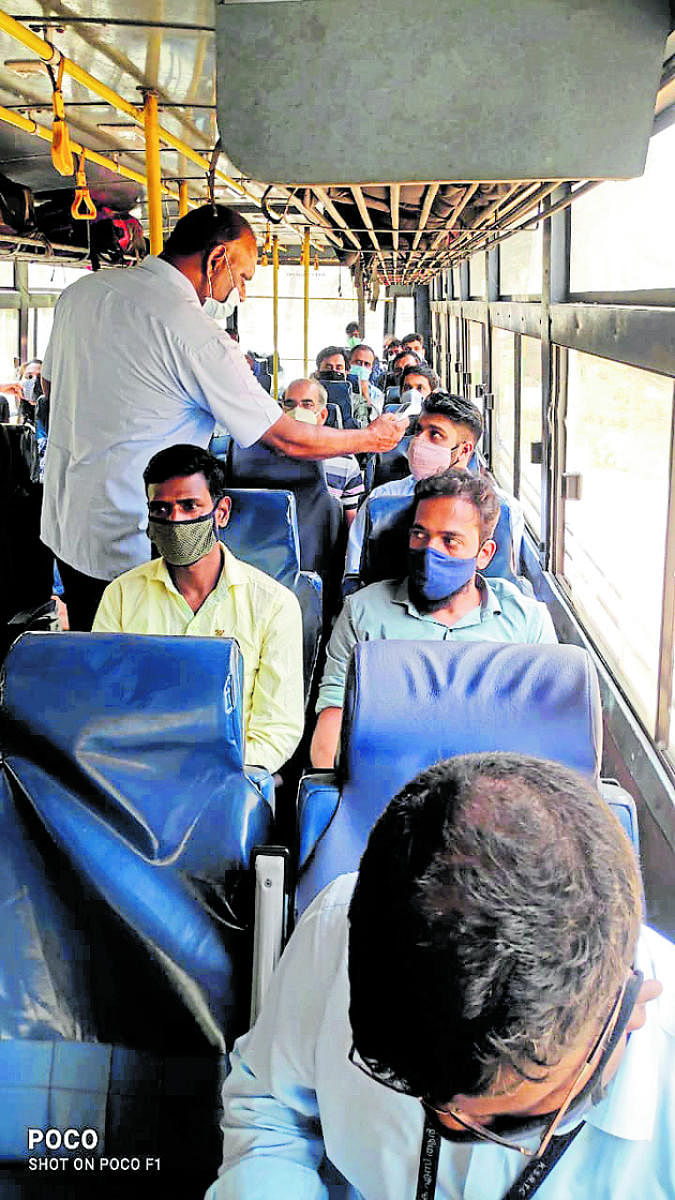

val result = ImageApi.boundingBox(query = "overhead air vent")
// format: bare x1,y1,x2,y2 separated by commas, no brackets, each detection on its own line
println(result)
215,0,670,184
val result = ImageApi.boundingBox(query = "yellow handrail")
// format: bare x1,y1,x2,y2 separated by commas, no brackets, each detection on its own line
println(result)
143,91,163,254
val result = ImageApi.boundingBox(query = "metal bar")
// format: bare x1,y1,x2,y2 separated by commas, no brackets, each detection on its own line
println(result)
15,259,27,361
310,187,361,251
411,182,439,252
390,183,400,275
272,235,279,400
540,194,553,565
655,382,675,746
513,333,522,498
551,345,568,578
12,14,215,30
303,227,310,376
178,179,189,218
143,91,163,254
351,185,389,284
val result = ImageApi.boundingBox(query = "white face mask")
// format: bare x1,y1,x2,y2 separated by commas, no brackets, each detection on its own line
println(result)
203,246,241,320
287,406,319,425
398,387,424,417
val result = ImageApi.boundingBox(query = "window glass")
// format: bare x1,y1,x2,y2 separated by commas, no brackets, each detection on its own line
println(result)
394,296,415,340
27,263,90,290
0,309,18,382
519,335,542,533
492,327,516,491
468,320,484,408
570,124,675,292
36,307,55,357
438,311,448,390
448,316,460,391
469,254,486,298
562,351,673,733
0,261,15,288
452,266,462,298
500,228,542,296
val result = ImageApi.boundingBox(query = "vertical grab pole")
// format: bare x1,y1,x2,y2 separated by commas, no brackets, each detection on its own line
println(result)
303,227,310,376
178,179,189,218
273,235,280,400
143,90,163,255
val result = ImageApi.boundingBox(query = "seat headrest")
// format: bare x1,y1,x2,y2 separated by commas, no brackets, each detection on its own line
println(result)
228,440,329,491
221,488,301,585
1,633,267,868
342,640,601,818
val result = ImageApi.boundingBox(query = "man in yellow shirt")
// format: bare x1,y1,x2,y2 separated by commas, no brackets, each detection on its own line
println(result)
93,444,304,775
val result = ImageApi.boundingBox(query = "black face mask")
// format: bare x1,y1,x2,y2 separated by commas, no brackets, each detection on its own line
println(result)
317,368,346,382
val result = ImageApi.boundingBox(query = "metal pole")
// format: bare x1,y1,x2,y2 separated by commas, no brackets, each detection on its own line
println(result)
143,90,163,255
273,235,279,400
178,179,189,218
303,227,310,376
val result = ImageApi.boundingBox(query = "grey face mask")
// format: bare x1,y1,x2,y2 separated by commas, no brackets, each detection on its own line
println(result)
147,506,219,566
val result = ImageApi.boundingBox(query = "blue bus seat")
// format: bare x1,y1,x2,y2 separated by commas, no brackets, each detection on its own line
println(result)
296,640,607,915
325,401,343,428
358,492,522,590
383,402,402,414
0,424,53,659
371,435,413,489
225,441,343,583
210,433,232,459
0,632,275,1173
258,371,272,393
385,385,400,403
220,488,323,703
323,380,359,429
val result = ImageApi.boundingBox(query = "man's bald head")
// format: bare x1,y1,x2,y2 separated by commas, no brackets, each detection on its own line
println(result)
162,204,255,265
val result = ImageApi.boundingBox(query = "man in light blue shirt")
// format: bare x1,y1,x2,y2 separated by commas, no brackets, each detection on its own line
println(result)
206,753,672,1200
312,468,555,767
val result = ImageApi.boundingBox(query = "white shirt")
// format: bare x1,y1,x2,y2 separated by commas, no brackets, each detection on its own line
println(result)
207,875,675,1200
41,256,282,580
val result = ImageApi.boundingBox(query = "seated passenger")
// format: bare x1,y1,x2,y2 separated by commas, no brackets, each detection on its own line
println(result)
345,392,482,575
281,378,364,525
312,469,556,766
207,753,668,1199
314,344,349,379
348,342,385,421
345,320,362,350
401,329,426,359
383,347,422,391
93,444,304,775
397,360,440,417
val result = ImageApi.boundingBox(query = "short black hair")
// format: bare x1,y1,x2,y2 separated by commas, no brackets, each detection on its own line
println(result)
161,204,254,270
392,349,421,370
345,321,360,336
414,468,499,541
421,392,483,442
400,362,439,391
349,343,375,362
143,443,227,502
348,752,641,1105
402,331,424,346
315,345,348,370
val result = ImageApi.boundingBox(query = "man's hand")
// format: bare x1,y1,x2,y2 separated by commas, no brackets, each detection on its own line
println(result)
363,412,408,454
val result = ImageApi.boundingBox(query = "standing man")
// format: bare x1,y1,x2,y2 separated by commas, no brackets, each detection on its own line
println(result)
41,204,406,629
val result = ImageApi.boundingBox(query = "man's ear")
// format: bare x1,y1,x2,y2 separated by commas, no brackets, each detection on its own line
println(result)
206,244,228,277
318,407,329,426
476,538,496,570
215,494,232,528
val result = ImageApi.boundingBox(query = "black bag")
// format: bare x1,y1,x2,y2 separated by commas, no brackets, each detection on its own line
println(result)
0,170,36,234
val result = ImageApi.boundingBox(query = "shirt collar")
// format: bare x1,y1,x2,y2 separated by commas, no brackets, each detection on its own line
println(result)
138,255,201,306
393,573,501,625
154,543,245,598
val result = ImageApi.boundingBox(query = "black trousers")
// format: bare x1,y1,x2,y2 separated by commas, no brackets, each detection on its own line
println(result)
56,558,109,632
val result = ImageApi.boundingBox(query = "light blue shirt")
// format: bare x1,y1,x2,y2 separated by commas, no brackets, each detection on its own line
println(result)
316,574,557,712
41,256,281,580
345,474,525,576
205,875,675,1200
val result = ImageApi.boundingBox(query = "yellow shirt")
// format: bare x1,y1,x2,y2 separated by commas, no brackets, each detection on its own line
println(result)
93,546,304,775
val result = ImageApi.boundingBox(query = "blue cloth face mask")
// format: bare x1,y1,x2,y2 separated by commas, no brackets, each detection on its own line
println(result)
408,546,477,607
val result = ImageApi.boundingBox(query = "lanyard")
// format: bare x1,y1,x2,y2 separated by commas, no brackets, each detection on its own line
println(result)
415,1117,584,1200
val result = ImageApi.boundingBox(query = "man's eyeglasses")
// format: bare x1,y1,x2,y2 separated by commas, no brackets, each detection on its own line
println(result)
349,968,642,1158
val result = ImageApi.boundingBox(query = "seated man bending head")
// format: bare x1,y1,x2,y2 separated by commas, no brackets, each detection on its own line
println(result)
313,469,556,767
208,753,666,1198
93,444,304,774
281,378,364,525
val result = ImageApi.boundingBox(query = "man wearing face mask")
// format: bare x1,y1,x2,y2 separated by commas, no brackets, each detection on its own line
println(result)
344,392,481,576
281,379,364,524
206,752,671,1200
312,470,556,767
92,444,304,776
40,204,406,631
348,343,385,422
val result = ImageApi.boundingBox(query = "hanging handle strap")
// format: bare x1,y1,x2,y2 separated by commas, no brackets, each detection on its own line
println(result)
71,151,97,220
49,55,74,177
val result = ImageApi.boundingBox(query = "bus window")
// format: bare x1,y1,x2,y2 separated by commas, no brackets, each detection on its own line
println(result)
492,327,516,491
571,123,675,294
519,335,543,533
561,350,673,733
0,262,14,289
467,320,484,404
469,254,486,299
0,310,18,382
500,227,543,298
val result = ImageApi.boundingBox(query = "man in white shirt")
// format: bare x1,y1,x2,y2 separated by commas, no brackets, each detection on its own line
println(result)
41,204,406,629
206,753,671,1200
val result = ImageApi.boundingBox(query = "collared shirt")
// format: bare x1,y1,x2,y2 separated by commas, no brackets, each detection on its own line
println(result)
92,546,304,775
206,874,675,1200
41,256,282,581
323,454,365,511
345,474,525,576
316,574,557,712
366,381,385,418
